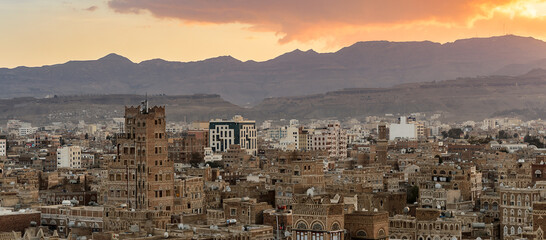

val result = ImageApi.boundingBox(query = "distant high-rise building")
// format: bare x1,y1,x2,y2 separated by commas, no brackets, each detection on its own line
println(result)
56,145,81,168
209,115,257,156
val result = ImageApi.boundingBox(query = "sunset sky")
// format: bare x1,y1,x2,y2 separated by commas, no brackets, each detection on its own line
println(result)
2,0,546,68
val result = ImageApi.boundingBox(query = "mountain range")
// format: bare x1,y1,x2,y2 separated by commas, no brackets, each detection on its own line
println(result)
2,35,546,105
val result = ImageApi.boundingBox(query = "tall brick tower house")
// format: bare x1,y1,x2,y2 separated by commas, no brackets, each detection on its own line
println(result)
107,100,174,211
376,123,388,164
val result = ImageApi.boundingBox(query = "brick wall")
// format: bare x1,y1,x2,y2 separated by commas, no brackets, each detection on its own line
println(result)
0,212,41,232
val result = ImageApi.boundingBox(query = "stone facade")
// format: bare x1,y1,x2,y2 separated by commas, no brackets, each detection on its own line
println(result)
345,211,389,240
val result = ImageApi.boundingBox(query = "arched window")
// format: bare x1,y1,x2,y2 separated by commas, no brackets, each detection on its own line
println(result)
296,221,308,230
357,231,367,237
312,222,324,231
332,223,340,231
378,229,386,237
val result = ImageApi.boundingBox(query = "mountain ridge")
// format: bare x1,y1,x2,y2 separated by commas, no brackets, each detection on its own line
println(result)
2,35,546,105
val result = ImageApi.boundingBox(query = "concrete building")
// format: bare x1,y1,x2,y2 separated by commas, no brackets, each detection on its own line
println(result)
0,138,6,158
306,122,347,159
209,115,257,156
279,126,299,151
390,117,417,141
56,146,81,168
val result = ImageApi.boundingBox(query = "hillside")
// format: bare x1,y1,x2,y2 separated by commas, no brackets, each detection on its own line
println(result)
1,69,545,124
251,69,546,121
0,94,246,125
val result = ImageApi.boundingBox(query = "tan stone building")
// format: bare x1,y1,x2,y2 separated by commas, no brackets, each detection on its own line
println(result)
292,195,344,240
223,197,272,225
104,104,174,231
173,176,205,214
345,211,389,240
499,187,539,239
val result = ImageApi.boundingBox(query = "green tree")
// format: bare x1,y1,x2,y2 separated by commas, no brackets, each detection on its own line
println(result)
407,185,419,204
207,161,223,169
189,152,204,167
524,135,545,148
446,128,463,139
497,130,510,139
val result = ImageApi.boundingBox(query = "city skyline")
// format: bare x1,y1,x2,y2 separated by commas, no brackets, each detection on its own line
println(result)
2,0,546,68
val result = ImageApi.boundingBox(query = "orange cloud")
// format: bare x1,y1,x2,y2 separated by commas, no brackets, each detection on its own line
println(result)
107,0,545,44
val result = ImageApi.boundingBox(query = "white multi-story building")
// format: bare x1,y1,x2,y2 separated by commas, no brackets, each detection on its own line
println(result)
209,115,257,156
326,122,347,159
289,119,299,126
0,138,6,157
483,118,498,130
490,142,529,153
204,147,222,162
306,122,348,159
261,120,272,130
18,126,37,136
57,146,82,168
308,129,328,151
279,126,299,150
389,117,417,140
